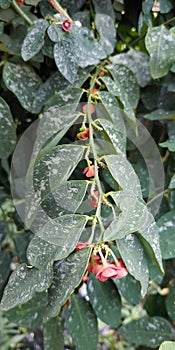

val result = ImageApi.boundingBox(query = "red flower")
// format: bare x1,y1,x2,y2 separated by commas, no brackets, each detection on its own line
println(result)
89,190,99,208
83,165,96,178
87,255,101,272
16,0,24,3
82,103,95,114
94,261,128,282
62,19,72,32
75,241,89,252
77,128,90,140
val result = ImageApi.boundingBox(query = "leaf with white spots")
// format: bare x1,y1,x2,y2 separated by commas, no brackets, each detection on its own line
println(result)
40,180,88,219
6,291,48,328
104,154,142,197
105,64,140,109
36,214,88,258
87,274,121,328
159,0,174,14
145,27,175,79
114,273,140,305
0,97,16,159
44,317,64,350
21,19,49,61
33,144,85,200
104,192,151,240
99,91,126,135
138,220,164,273
0,0,11,9
143,109,175,121
117,234,149,297
102,76,137,129
0,263,53,311
3,62,42,112
95,14,116,55
157,210,175,259
119,316,175,347
47,248,92,316
110,48,151,87
159,124,175,152
54,39,78,83
98,119,126,154
32,69,88,113
66,294,98,350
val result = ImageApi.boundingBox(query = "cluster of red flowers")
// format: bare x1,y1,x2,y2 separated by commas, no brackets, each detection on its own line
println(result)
75,241,128,282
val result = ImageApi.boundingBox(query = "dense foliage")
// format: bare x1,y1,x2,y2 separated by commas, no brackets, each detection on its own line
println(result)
0,0,175,349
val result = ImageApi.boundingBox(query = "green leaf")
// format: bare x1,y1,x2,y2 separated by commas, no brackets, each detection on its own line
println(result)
54,39,78,83
145,27,175,79
92,0,115,19
47,23,62,42
102,76,137,129
114,274,140,305
0,251,11,297
26,132,85,229
169,174,175,189
138,220,164,273
119,316,175,347
66,294,98,350
33,144,85,199
157,210,175,259
165,282,175,322
27,236,62,269
36,214,88,258
159,124,175,151
98,119,126,154
159,0,174,13
144,109,175,121
3,62,42,112
41,180,88,219
45,87,83,109
32,70,88,113
106,64,140,109
104,192,151,240
95,14,116,55
99,91,126,135
110,49,151,87
43,317,64,350
6,291,48,328
117,234,149,297
47,248,92,317
159,341,175,350
0,0,11,9
21,19,49,61
73,26,106,67
0,263,53,311
104,155,142,197
87,274,121,328
132,159,149,198
0,97,16,159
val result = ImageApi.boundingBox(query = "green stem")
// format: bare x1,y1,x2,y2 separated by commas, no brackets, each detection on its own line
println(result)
48,0,72,20
161,16,175,26
86,61,108,240
11,0,33,26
